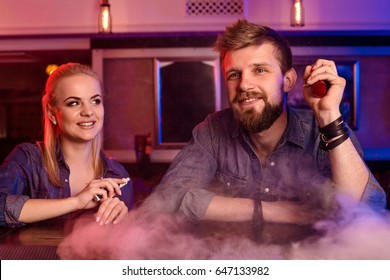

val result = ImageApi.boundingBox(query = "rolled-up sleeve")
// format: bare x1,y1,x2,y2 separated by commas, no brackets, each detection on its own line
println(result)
0,163,29,227
0,146,31,227
5,195,29,226
143,118,218,220
179,188,215,221
361,172,387,211
347,130,387,210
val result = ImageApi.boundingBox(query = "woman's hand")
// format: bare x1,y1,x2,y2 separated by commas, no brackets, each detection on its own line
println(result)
74,177,129,210
94,197,129,225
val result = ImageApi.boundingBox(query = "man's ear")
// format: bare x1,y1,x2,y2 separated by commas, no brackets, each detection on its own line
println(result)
283,68,297,92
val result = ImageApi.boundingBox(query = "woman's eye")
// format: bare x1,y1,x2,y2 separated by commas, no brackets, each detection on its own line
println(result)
92,98,102,105
66,101,79,107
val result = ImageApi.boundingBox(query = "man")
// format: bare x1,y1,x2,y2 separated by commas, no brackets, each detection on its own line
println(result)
143,19,386,230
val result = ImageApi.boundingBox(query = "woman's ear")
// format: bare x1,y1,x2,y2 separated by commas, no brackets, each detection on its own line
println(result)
283,68,297,92
46,106,57,125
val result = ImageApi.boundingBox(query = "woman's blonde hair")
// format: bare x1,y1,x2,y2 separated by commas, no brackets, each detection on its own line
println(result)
41,62,104,186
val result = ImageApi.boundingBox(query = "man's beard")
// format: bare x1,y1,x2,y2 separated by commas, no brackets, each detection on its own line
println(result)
232,92,283,133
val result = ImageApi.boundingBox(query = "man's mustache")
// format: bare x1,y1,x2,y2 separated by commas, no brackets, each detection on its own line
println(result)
232,90,265,103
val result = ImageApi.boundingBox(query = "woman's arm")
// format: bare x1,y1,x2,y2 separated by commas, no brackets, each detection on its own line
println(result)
18,177,129,225
18,197,81,223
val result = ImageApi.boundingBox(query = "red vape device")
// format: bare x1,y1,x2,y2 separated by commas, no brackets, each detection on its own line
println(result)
311,80,329,98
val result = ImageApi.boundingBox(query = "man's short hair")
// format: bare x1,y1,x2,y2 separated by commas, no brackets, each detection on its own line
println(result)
214,19,293,75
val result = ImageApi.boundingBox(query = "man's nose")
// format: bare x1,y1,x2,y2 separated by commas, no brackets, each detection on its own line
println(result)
238,74,255,92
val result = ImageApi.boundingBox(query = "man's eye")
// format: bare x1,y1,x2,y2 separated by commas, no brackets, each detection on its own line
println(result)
255,68,265,73
227,72,240,80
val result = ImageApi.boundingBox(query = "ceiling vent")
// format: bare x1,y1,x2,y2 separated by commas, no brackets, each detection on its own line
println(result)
186,0,244,16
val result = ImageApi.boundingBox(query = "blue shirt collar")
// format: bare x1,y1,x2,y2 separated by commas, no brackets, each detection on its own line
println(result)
232,106,310,149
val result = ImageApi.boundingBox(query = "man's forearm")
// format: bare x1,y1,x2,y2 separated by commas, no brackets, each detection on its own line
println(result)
202,196,254,222
328,138,368,201
202,196,316,225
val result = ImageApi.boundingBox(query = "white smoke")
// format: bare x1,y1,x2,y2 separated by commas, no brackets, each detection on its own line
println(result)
57,195,390,260
290,196,390,259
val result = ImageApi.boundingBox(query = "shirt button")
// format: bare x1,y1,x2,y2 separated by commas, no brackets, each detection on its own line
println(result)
306,191,311,197
227,182,231,187
270,161,275,166
264,187,270,193
65,179,68,182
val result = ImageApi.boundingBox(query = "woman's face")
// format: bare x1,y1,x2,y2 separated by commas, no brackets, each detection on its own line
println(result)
50,74,104,144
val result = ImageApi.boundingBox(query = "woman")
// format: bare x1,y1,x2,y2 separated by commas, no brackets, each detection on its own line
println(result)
0,63,133,228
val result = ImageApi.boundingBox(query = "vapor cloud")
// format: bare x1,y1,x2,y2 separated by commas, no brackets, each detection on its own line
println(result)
57,195,390,260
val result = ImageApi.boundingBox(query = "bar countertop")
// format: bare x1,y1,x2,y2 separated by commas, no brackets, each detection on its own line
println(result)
0,223,65,260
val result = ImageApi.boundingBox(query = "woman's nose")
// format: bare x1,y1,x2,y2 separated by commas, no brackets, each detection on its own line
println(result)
80,104,94,117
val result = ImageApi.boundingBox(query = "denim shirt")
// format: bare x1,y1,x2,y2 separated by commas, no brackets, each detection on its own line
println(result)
151,107,386,220
0,142,134,227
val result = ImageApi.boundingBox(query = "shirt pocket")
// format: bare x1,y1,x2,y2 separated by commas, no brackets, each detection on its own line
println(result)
215,170,248,196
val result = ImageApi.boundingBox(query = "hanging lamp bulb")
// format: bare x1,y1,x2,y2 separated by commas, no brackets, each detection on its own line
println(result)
99,0,112,33
291,0,305,27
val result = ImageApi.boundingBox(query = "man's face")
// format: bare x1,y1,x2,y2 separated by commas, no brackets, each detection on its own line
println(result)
223,43,285,133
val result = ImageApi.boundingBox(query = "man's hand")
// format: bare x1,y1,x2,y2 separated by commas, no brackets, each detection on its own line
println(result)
302,59,346,127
